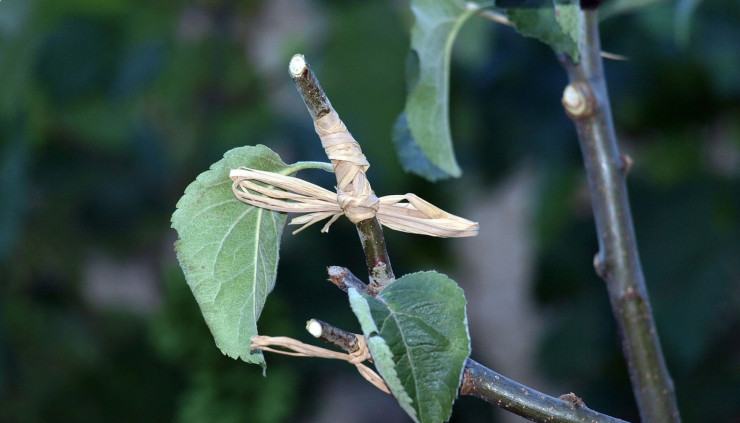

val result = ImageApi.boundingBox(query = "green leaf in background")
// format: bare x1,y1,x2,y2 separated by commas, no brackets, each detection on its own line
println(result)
598,0,668,21
507,0,580,62
172,145,289,368
675,0,704,47
394,0,490,181
0,123,30,263
349,271,471,423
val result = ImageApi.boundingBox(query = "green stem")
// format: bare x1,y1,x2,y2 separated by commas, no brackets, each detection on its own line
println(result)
281,161,334,175
558,10,680,423
461,359,630,423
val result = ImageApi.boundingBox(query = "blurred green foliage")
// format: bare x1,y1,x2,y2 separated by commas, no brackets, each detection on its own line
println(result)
0,0,737,422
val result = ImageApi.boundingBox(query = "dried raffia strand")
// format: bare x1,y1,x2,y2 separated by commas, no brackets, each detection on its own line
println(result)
231,169,478,237
314,110,379,224
230,111,477,238
250,335,390,394
230,55,478,238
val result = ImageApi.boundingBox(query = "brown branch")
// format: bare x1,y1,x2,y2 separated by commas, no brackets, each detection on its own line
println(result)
308,318,630,423
461,359,630,423
289,54,395,296
558,10,681,423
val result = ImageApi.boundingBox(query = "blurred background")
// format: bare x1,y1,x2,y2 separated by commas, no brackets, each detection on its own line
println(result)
1,0,738,422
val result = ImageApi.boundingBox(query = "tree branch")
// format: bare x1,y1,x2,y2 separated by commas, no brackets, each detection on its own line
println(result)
308,318,629,423
327,265,368,293
289,54,395,295
461,359,630,423
558,10,681,423
306,318,360,353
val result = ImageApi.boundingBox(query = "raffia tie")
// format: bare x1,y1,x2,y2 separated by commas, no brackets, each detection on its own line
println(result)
315,110,378,224
230,110,479,238
251,335,390,394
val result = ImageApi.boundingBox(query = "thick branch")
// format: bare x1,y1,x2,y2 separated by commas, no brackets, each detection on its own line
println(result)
308,318,628,422
461,359,630,423
289,54,394,295
558,10,680,423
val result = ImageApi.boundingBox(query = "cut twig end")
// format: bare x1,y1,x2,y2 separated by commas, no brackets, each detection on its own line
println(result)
289,54,307,78
327,266,368,293
306,319,323,338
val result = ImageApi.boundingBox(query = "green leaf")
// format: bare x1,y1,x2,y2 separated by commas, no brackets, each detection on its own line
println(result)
393,114,450,182
349,272,471,423
598,0,668,21
674,0,704,47
554,0,582,55
171,145,289,368
395,0,490,181
507,0,580,62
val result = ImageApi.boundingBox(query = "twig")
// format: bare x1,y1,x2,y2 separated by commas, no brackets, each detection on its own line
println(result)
558,10,681,423
355,218,394,295
307,318,630,423
289,57,332,121
327,266,368,293
306,318,360,353
289,54,395,295
461,359,630,423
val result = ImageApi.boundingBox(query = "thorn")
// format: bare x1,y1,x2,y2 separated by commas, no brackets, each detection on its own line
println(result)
593,252,608,279
619,153,633,176
600,51,629,61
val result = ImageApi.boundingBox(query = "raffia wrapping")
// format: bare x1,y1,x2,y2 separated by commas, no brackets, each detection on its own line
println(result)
251,335,390,394
230,110,478,238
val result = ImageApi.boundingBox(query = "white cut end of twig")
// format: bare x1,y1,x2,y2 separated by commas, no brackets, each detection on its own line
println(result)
306,319,323,338
289,54,307,77
327,265,344,277
563,85,581,108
